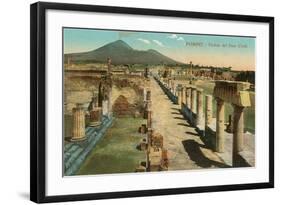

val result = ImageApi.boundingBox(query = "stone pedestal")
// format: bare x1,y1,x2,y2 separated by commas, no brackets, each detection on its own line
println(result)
186,87,192,109
71,104,86,142
216,98,225,152
139,124,147,134
191,88,197,113
205,95,213,128
232,105,245,166
89,107,102,127
196,89,204,126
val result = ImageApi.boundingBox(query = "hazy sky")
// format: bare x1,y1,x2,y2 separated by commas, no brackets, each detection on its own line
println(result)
64,28,255,71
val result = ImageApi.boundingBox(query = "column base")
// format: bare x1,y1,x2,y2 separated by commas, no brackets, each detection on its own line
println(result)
70,136,87,142
88,121,101,127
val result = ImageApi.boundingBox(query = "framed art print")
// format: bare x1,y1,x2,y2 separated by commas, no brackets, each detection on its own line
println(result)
30,2,274,203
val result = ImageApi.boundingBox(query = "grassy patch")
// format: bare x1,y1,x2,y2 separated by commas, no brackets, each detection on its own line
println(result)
76,117,146,175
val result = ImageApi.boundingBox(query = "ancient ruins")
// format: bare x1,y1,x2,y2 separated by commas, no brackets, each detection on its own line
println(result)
155,72,254,167
64,56,255,176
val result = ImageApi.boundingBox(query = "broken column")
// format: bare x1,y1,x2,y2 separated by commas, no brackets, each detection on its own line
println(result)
196,88,204,127
191,87,197,113
71,104,86,142
215,98,225,152
89,107,102,127
205,95,213,128
144,90,152,119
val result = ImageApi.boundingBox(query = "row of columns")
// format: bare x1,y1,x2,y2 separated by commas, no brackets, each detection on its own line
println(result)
161,78,249,167
176,83,246,156
176,85,204,127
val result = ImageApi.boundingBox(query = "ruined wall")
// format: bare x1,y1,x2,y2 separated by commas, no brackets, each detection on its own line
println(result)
112,95,136,117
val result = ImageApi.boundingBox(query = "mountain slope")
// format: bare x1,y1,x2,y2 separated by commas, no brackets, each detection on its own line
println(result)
65,40,180,65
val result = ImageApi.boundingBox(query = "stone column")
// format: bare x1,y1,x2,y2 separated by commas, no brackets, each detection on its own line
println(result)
196,89,204,126
182,87,186,106
146,90,151,101
143,88,147,102
147,128,153,149
191,87,197,113
168,79,172,89
102,100,109,116
232,105,245,166
186,87,191,109
144,90,152,119
71,104,86,142
147,110,152,128
107,57,112,73
205,95,213,128
146,128,153,171
175,84,178,97
107,90,112,117
177,87,183,105
216,98,225,152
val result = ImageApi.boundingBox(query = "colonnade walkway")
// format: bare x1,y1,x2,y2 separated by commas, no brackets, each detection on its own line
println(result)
149,77,228,170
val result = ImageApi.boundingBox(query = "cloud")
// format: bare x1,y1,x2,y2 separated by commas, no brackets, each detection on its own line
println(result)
137,38,151,44
168,34,185,41
152,40,164,47
167,34,178,39
177,37,184,41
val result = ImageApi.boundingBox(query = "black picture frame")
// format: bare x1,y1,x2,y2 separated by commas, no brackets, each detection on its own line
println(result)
30,1,274,203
